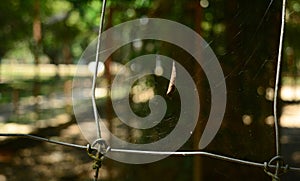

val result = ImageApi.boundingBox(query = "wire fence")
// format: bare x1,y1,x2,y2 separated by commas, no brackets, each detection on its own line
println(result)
1,0,299,181
90,0,107,179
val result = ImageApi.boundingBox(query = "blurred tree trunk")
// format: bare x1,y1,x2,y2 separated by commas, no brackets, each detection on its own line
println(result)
63,43,72,65
12,89,20,115
190,1,204,181
32,0,42,117
64,79,72,114
200,0,282,180
0,58,2,82
33,0,41,69
103,6,114,181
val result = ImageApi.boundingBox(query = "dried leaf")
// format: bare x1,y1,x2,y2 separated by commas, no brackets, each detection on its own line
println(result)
166,61,176,96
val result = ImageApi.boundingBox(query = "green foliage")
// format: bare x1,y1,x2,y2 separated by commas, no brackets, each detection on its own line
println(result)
284,0,300,73
0,0,156,63
0,1,33,57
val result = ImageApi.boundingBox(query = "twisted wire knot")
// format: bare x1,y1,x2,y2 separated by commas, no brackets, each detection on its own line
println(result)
264,156,289,181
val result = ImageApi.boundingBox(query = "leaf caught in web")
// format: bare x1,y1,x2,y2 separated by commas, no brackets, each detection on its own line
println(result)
166,61,176,96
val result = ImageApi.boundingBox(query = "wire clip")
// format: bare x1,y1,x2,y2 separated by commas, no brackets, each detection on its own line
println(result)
87,138,110,180
264,156,289,181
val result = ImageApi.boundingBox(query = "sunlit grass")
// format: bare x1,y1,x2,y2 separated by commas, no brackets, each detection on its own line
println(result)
0,63,91,81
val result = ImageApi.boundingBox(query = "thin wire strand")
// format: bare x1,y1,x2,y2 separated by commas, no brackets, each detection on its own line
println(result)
92,0,107,139
274,0,286,157
1,133,300,172
0,1,292,179
92,1,107,180
0,133,87,150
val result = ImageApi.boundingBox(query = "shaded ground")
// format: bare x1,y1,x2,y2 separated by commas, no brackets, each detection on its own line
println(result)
1,83,300,180
0,123,99,181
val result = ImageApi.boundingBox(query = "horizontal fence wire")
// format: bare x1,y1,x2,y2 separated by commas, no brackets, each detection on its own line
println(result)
0,133,87,149
1,133,300,172
0,1,296,180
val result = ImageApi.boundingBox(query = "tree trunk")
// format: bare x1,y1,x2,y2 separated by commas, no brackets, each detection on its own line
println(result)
32,0,42,117
191,1,204,181
33,0,41,74
201,0,282,180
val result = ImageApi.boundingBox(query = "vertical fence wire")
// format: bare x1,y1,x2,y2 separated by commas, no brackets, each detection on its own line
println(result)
271,0,287,179
92,0,107,140
0,0,298,180
274,0,286,157
91,0,107,180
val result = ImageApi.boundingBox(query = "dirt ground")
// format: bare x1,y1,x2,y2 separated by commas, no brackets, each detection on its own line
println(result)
0,124,109,181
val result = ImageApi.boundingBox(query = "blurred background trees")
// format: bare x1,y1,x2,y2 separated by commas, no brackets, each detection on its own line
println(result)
1,0,300,180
